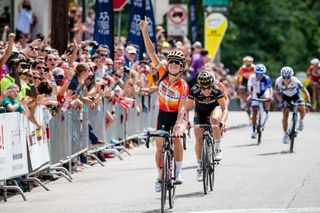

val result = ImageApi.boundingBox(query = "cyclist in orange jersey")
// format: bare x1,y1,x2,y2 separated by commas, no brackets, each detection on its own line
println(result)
140,17,189,192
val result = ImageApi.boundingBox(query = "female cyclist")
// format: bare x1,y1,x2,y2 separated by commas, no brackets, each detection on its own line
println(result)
140,17,189,192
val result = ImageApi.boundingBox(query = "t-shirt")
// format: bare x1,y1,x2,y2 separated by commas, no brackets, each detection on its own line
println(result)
188,84,224,111
307,65,320,81
157,64,189,112
0,76,29,100
68,76,84,97
1,97,25,113
238,64,255,86
275,76,303,97
248,74,272,95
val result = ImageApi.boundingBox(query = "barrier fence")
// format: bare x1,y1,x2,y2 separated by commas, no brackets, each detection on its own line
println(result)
0,92,159,202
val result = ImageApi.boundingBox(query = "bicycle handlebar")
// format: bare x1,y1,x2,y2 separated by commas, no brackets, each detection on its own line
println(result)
251,98,270,102
145,130,187,150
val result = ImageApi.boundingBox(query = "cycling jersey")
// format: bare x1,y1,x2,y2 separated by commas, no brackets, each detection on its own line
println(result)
248,74,272,96
307,65,320,82
157,64,189,112
238,64,255,87
188,84,224,112
275,76,303,97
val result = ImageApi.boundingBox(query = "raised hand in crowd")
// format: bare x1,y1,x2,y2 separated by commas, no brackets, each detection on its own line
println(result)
0,33,15,67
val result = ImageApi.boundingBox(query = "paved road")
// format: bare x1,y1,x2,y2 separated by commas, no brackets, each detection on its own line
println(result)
1,112,320,213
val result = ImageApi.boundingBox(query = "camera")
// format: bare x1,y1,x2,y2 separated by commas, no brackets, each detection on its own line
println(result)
44,67,49,73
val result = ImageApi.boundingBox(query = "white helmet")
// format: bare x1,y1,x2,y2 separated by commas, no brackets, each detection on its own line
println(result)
310,58,319,66
254,64,266,75
243,56,254,65
280,66,294,77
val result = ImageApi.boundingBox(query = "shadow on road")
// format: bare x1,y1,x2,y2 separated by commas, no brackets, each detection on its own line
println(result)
176,191,203,199
232,143,258,148
257,150,292,156
182,165,197,171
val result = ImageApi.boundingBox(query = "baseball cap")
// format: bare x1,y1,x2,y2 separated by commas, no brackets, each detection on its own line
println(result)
125,46,137,54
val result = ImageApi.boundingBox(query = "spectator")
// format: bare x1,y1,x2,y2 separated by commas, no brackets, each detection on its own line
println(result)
16,0,33,40
124,45,137,69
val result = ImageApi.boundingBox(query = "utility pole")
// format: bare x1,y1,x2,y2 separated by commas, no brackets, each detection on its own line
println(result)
51,0,68,54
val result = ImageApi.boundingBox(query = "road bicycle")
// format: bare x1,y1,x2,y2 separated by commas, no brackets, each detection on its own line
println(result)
251,98,269,145
287,102,303,153
193,124,219,195
146,130,186,213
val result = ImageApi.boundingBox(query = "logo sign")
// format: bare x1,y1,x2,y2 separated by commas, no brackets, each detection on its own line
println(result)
205,13,228,59
167,4,188,36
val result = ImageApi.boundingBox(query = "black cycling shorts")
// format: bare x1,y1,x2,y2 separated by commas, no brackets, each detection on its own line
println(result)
156,110,178,131
194,104,219,125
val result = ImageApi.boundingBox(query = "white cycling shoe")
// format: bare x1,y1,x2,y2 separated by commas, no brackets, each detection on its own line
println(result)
283,133,289,144
215,150,223,161
251,131,257,139
196,169,203,182
175,173,184,184
155,179,161,192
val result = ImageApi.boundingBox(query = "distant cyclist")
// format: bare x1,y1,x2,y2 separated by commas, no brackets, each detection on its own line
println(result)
186,71,228,182
247,64,273,138
275,67,311,144
307,58,320,110
236,56,255,111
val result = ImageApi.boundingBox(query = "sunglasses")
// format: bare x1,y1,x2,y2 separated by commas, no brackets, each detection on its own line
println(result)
36,66,45,70
200,86,212,91
30,46,39,51
168,60,182,65
33,76,41,80
83,49,89,53
48,58,57,62
100,54,108,57
283,76,291,80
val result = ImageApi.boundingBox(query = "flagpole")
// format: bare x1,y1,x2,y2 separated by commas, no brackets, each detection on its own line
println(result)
118,10,122,45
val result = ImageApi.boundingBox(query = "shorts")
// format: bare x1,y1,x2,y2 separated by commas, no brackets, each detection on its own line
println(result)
156,110,178,132
281,93,304,109
194,104,219,125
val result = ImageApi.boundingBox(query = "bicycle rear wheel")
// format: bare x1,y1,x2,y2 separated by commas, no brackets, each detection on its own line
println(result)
161,151,168,212
202,140,209,195
168,160,175,209
289,113,297,153
208,140,215,191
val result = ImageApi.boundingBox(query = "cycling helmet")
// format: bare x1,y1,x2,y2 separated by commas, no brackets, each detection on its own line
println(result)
197,71,215,88
167,51,186,67
254,64,266,75
310,58,319,66
280,66,294,77
243,56,254,65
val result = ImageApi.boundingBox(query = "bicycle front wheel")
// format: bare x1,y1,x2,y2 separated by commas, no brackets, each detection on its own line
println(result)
168,160,175,209
257,112,262,145
202,140,209,195
289,112,297,153
208,140,215,191
161,151,168,212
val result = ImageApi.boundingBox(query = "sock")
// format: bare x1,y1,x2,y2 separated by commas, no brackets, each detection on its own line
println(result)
175,161,182,175
215,140,221,151
197,160,202,169
157,167,160,178
252,125,256,132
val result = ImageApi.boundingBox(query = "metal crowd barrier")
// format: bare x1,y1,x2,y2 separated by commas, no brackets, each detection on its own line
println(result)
0,93,160,202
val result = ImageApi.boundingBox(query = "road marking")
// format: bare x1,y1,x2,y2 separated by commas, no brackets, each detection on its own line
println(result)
188,208,320,213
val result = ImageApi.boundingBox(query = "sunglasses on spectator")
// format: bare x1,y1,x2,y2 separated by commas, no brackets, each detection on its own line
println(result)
54,74,64,79
48,58,57,62
83,49,89,53
168,60,182,65
36,66,45,70
99,54,108,57
30,46,39,51
33,76,41,80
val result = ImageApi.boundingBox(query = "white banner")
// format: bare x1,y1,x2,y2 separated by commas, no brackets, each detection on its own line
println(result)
0,112,28,180
27,106,50,171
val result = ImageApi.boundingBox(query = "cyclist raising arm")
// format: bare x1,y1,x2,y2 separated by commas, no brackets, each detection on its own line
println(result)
186,71,227,181
140,17,189,192
275,67,311,144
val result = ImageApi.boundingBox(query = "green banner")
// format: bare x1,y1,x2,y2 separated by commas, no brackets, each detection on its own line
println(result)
203,0,229,7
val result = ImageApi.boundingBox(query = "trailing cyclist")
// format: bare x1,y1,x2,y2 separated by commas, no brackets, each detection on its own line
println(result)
186,71,228,182
274,67,311,144
247,64,273,139
236,56,255,111
307,58,320,111
140,17,189,192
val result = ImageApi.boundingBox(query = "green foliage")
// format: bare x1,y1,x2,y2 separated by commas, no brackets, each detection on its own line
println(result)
220,0,320,79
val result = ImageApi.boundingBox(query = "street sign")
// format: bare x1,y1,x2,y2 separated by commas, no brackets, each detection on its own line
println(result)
113,0,129,11
167,4,188,36
203,0,229,7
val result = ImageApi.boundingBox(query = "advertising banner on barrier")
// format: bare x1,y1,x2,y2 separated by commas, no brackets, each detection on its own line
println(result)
27,106,50,171
0,112,28,179
205,13,228,59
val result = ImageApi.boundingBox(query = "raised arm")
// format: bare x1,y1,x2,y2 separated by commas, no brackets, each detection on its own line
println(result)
139,16,160,67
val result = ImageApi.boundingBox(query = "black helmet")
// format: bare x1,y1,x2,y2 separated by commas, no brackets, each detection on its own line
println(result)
197,71,215,88
167,51,185,67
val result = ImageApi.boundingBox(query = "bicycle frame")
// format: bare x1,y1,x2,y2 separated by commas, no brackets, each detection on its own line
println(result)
251,98,268,145
288,102,301,153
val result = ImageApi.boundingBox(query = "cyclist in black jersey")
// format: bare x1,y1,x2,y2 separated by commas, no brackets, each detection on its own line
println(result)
186,71,228,182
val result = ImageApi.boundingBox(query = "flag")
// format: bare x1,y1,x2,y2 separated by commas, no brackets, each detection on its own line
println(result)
189,0,198,43
94,0,114,59
145,0,156,49
126,0,146,60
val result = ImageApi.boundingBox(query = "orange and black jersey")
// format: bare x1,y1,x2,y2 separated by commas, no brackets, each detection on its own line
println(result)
188,84,224,111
